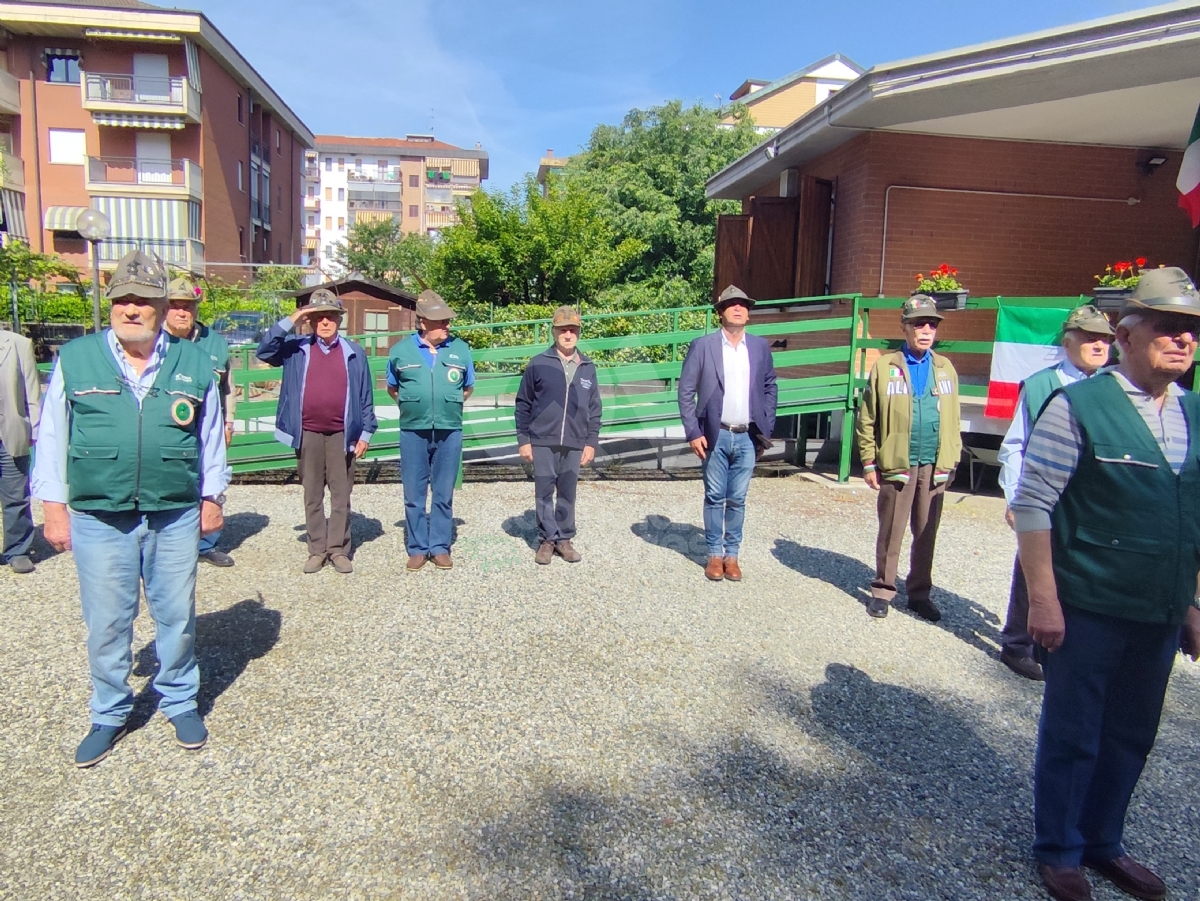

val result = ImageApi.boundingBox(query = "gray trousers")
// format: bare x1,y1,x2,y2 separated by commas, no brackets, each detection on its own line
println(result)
297,430,355,559
0,440,33,563
1001,555,1035,658
533,445,582,543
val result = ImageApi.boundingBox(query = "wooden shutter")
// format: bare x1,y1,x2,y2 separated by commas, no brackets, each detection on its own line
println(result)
713,214,751,301
747,196,799,300
794,176,833,298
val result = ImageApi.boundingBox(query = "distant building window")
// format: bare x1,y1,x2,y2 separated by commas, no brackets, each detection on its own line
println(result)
276,130,281,151
48,128,86,165
409,174,418,188
46,52,80,84
238,226,245,257
337,217,345,229
337,188,344,201
307,214,315,226
409,205,418,218
278,241,282,261
324,187,332,201
277,185,282,210
338,158,344,171
238,161,244,192
308,185,315,197
325,156,332,172
378,160,387,172
325,216,331,230
237,95,243,124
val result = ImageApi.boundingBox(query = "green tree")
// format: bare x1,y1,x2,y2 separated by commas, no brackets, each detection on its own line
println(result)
330,219,433,293
0,240,83,324
566,100,760,302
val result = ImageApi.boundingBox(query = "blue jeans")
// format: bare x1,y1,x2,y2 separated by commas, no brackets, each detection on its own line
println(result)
701,428,756,557
70,506,201,726
399,429,462,556
198,529,221,554
1033,604,1179,866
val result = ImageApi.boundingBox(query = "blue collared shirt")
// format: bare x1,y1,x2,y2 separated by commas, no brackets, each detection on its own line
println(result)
386,332,475,388
31,329,231,505
901,343,932,397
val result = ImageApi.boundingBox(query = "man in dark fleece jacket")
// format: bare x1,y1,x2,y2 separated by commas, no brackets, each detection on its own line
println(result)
515,306,603,564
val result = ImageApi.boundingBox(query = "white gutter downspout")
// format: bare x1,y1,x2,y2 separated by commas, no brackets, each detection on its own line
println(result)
877,185,1140,296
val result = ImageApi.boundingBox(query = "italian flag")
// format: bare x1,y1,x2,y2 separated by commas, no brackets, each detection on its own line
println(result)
984,301,1075,419
1178,101,1200,227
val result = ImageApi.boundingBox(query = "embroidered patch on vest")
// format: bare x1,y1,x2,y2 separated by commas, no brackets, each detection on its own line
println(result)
447,367,462,383
170,398,196,426
174,373,194,384
580,378,593,389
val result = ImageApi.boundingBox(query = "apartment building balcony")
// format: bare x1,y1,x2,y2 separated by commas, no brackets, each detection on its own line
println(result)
303,195,320,211
0,149,25,191
348,170,402,184
250,136,270,165
86,157,202,200
96,236,204,274
425,210,458,229
0,69,20,116
349,209,400,226
303,165,320,180
347,199,402,211
81,73,201,125
305,224,320,239
251,197,272,227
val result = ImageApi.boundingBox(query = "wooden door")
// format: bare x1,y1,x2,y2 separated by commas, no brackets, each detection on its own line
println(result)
747,196,799,300
794,176,833,299
713,214,751,300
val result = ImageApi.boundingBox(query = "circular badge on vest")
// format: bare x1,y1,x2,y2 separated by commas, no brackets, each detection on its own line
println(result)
447,367,462,384
171,398,196,426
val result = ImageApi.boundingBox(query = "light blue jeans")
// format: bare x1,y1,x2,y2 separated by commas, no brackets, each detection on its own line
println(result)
399,429,462,556
701,428,756,558
70,506,200,726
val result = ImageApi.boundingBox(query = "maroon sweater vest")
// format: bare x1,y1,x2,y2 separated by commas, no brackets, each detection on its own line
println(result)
302,339,348,434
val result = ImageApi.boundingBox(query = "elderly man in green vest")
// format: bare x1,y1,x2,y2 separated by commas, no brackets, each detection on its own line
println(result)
164,276,237,567
31,250,230,768
387,290,475,572
855,294,962,621
995,305,1113,681
1014,267,1200,901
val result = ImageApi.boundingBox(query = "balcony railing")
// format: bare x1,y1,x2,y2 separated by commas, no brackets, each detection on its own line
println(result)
0,150,25,191
82,73,201,123
303,165,320,179
348,199,403,211
305,225,321,239
251,197,272,226
86,156,201,198
96,237,204,273
303,195,320,210
425,210,458,229
348,170,402,183
0,69,19,116
250,137,270,164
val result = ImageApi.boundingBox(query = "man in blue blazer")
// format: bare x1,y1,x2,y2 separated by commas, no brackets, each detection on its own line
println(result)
677,285,778,581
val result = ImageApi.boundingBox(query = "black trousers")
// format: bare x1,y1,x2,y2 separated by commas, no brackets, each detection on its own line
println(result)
0,441,33,562
532,445,582,542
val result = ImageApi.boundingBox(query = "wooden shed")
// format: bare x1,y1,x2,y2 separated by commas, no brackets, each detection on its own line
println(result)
289,277,418,355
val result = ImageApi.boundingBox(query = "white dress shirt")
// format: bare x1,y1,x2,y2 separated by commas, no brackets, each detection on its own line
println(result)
719,329,751,427
32,329,231,505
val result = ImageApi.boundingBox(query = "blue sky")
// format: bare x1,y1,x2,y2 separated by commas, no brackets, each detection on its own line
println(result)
194,0,1154,191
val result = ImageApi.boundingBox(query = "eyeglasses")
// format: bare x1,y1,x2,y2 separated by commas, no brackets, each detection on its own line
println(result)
907,319,940,331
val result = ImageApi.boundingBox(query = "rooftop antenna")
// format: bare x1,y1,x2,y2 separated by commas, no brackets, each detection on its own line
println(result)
429,107,435,136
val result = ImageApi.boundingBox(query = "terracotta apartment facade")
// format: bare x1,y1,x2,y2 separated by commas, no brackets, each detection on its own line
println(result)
0,0,314,277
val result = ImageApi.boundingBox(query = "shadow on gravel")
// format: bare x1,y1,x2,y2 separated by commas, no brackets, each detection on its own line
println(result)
772,539,1003,657
391,517,467,546
501,509,541,550
458,662,1040,900
29,526,63,563
630,514,707,566
291,513,385,555
214,511,270,552
128,592,282,727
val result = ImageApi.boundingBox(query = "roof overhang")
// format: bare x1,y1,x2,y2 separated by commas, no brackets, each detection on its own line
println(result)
708,1,1200,199
0,1,314,147
287,277,417,306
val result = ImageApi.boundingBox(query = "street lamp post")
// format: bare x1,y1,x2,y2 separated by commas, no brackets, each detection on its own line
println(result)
75,209,111,334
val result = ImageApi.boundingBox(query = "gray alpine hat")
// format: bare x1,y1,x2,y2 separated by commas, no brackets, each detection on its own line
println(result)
107,249,167,302
1062,304,1114,336
305,288,345,316
416,289,456,320
714,285,755,311
1122,266,1200,318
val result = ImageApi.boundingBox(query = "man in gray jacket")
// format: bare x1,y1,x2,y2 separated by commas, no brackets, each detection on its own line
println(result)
515,306,603,564
0,328,41,573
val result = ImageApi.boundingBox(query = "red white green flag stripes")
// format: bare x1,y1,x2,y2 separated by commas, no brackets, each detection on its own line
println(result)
1178,101,1200,227
984,302,1074,419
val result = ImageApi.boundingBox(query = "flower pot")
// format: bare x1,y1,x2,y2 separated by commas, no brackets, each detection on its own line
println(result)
1091,286,1132,313
925,289,968,311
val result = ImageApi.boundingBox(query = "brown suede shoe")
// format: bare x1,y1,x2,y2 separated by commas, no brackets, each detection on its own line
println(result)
554,540,581,563
705,556,724,581
1084,856,1165,901
1038,864,1094,901
723,557,742,581
406,554,428,572
535,541,555,565
432,553,453,570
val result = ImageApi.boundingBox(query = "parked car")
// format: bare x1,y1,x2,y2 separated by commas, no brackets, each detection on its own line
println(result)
211,311,270,347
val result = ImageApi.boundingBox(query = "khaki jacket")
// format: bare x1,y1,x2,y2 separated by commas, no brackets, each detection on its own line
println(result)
855,350,962,479
0,330,40,458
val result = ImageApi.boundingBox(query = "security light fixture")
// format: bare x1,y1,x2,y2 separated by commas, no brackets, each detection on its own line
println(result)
1136,151,1169,176
764,142,779,161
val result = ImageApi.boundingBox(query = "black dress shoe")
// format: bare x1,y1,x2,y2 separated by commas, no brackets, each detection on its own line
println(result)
1083,855,1165,900
1001,650,1044,681
907,597,942,622
1038,864,1094,901
867,597,889,618
199,549,235,567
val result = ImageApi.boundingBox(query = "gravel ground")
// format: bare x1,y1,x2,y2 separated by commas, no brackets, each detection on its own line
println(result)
1,475,1197,901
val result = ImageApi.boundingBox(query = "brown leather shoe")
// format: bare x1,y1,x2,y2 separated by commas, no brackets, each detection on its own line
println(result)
705,556,724,581
723,557,742,581
535,541,555,565
406,554,427,572
1038,864,1094,901
1084,856,1165,900
432,553,453,570
554,540,581,563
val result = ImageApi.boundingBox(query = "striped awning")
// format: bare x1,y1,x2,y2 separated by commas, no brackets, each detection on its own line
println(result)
351,210,396,225
43,48,80,58
426,157,480,177
93,113,186,130
83,29,180,43
184,38,203,93
93,196,187,240
305,236,318,250
44,206,89,232
1,189,27,240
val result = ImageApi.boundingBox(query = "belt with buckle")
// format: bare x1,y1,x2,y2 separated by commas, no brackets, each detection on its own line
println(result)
720,423,749,433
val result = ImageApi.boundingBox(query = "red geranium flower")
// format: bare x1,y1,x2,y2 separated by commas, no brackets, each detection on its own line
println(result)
939,263,950,275
1136,256,1147,267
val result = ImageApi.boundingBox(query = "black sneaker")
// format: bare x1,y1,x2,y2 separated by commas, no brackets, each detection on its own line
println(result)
75,723,127,768
1001,650,1044,682
867,597,890,618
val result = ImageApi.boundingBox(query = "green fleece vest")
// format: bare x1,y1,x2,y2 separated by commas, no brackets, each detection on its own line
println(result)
1050,373,1200,624
909,377,940,466
388,334,471,430
59,332,213,512
191,323,231,416
1021,366,1064,436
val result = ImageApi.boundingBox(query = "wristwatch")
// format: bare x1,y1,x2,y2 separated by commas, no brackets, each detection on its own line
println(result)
205,493,227,507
